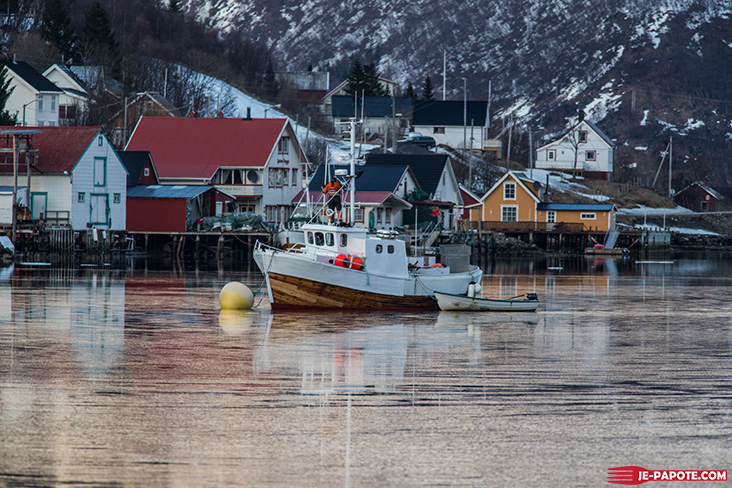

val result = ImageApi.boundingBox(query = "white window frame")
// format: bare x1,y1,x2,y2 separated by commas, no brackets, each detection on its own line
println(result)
580,213,596,220
579,130,588,143
501,205,518,222
278,137,289,154
546,210,556,223
547,149,555,161
585,150,596,161
503,182,516,200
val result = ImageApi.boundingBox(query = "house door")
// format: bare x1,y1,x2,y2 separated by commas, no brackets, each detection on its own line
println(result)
31,193,47,220
547,210,556,231
90,194,109,226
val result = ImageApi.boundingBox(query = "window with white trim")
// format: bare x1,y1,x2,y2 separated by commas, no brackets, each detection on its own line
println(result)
501,206,518,222
547,149,556,160
547,211,556,223
504,182,516,200
579,130,588,143
585,150,596,161
580,213,596,220
278,137,289,154
144,167,150,176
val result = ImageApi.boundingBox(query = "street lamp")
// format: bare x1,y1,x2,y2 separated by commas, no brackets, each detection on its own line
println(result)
22,98,39,126
264,104,281,118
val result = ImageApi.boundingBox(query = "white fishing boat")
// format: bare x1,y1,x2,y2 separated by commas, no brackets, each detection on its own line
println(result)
253,120,482,311
434,291,539,312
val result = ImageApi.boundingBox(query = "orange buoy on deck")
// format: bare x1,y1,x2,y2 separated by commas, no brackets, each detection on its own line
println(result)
348,255,363,270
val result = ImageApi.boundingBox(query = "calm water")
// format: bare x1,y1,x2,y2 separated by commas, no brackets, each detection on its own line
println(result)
1,255,731,487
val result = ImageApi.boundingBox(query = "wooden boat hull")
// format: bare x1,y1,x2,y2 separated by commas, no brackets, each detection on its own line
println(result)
268,272,439,311
434,291,539,312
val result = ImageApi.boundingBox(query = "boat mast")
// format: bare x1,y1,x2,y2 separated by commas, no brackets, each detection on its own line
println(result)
350,118,356,225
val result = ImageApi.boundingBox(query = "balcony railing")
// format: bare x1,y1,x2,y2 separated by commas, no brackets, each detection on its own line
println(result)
468,221,587,233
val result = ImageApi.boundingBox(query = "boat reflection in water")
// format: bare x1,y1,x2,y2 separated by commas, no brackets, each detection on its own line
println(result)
245,311,538,397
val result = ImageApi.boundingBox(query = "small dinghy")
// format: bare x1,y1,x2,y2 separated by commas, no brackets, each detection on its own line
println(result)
434,291,539,312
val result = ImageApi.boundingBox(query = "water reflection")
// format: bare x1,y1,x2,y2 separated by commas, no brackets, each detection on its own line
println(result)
1,258,732,487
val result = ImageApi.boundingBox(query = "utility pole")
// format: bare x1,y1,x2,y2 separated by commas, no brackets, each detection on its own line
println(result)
442,51,447,101
463,78,467,150
529,129,533,179
668,136,673,199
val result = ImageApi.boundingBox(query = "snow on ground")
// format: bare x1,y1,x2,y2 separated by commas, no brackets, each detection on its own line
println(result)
617,205,694,216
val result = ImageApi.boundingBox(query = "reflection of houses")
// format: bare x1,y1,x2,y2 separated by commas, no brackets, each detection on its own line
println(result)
125,116,308,226
0,126,128,230
365,153,463,229
5,60,64,126
412,100,495,152
673,182,723,212
473,171,616,232
298,164,415,230
534,117,615,180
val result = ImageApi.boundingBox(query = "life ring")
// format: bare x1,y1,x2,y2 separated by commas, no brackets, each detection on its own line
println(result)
325,208,335,216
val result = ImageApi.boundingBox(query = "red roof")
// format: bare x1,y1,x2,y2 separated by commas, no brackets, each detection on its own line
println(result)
125,117,290,179
0,126,101,174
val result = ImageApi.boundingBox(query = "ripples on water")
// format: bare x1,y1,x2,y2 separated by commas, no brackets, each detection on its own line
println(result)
0,255,731,487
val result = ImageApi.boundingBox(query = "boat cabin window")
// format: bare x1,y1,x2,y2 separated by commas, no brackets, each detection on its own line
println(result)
307,232,314,244
387,245,394,254
325,233,334,246
315,232,325,246
340,234,348,247
375,244,383,254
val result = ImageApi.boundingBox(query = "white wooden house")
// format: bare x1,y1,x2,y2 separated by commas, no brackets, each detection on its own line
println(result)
5,60,63,126
0,127,128,230
125,116,309,227
412,100,494,152
43,63,90,125
535,118,615,180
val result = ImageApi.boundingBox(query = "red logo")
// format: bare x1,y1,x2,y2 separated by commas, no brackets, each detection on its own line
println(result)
607,466,727,484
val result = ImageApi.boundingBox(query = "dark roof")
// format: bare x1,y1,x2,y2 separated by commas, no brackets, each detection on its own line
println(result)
127,185,221,199
6,61,63,93
331,95,411,118
674,181,723,201
413,100,488,126
307,164,411,193
537,203,615,211
119,150,154,187
365,153,449,195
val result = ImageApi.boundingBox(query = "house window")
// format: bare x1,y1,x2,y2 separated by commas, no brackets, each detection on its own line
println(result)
291,168,297,186
278,137,289,154
268,168,285,188
547,211,556,223
504,182,516,200
78,192,85,203
37,96,43,111
113,193,121,203
581,213,596,220
59,105,77,120
586,150,596,161
354,208,364,222
98,136,103,146
377,208,383,224
265,205,277,222
579,130,588,143
501,206,518,222
700,201,709,211
94,157,106,187
385,208,392,224
51,96,56,111
144,167,150,176
547,150,555,160
433,127,445,134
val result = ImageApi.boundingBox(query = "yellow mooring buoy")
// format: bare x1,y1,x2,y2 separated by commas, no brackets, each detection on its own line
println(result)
219,281,254,310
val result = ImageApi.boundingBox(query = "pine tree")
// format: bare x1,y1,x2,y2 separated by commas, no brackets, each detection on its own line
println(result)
364,62,386,96
82,2,120,74
263,59,279,99
405,82,416,104
345,58,367,96
41,0,78,63
0,66,16,126
422,76,434,100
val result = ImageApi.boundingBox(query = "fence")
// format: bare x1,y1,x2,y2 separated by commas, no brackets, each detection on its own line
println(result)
468,221,586,233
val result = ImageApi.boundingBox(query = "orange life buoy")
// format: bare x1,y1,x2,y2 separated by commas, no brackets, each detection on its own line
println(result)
349,255,363,270
335,254,348,267
431,263,445,268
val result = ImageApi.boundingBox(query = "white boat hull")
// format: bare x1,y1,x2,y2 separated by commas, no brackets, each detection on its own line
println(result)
434,291,539,312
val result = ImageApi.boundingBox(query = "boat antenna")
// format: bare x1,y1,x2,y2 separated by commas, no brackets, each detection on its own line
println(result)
349,118,356,225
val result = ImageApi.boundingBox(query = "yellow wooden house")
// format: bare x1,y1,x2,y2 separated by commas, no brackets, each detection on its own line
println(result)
470,171,616,232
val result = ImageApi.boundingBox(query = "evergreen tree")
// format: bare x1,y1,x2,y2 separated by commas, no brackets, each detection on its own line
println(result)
422,76,434,100
82,2,120,74
263,59,279,99
0,66,16,126
405,81,416,104
364,62,386,96
345,58,367,96
41,0,78,63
